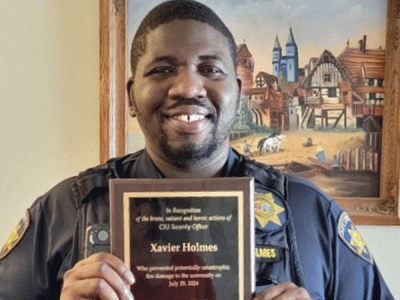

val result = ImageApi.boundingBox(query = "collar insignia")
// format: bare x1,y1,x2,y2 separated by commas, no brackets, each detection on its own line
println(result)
0,210,31,260
254,193,285,228
338,212,373,264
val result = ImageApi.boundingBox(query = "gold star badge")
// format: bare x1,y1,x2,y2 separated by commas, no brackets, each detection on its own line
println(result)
254,193,285,227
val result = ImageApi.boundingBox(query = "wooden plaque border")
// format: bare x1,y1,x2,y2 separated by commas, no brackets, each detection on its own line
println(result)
110,177,255,299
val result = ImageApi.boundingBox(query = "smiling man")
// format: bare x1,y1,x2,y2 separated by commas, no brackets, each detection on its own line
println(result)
127,18,241,176
0,0,394,299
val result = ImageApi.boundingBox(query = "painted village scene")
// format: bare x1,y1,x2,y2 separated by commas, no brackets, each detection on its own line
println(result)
127,0,387,198
230,31,384,198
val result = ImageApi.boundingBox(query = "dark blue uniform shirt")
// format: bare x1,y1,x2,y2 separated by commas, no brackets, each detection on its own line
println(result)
0,149,394,299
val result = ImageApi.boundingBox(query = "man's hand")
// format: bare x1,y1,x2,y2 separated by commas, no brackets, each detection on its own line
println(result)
253,282,311,300
61,253,135,300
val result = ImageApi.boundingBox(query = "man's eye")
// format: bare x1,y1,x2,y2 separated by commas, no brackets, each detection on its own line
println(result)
147,67,174,76
200,66,224,75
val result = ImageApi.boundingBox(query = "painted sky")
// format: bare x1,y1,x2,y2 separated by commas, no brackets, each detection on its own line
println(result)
127,0,387,76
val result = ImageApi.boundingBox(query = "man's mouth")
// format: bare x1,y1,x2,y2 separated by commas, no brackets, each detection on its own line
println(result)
173,114,206,123
162,104,214,134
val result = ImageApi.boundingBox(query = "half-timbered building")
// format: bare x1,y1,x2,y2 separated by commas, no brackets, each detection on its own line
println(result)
242,72,281,128
302,50,350,128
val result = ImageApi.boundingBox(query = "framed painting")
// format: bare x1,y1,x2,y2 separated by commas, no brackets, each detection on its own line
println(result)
99,0,400,225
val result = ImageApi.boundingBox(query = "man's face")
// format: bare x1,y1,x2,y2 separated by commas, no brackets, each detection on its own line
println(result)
128,20,241,167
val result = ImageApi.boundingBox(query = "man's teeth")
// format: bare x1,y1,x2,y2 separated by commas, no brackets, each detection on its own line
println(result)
174,114,205,122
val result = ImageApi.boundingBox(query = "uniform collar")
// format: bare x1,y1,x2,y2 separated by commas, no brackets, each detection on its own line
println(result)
124,150,163,179
127,148,240,179
73,148,249,207
220,148,241,177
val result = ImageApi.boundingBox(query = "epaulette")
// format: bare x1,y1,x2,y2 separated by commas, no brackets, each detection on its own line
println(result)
237,154,286,200
72,151,144,207
71,163,111,208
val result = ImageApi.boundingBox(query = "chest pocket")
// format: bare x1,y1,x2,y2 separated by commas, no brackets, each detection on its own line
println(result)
253,188,295,290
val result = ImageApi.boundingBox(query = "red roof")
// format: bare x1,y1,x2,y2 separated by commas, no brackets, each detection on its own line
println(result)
337,47,385,86
237,44,253,58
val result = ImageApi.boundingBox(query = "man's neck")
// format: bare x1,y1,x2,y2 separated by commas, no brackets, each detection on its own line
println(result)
146,146,230,179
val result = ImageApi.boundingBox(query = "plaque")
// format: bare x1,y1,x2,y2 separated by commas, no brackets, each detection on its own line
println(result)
110,177,255,300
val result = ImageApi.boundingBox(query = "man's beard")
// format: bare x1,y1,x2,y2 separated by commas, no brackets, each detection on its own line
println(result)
158,128,223,169
132,96,239,169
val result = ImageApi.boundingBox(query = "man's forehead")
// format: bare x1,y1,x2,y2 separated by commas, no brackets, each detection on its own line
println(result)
143,20,232,61
148,54,227,65
150,20,227,41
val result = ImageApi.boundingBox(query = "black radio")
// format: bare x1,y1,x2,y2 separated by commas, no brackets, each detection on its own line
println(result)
84,223,110,257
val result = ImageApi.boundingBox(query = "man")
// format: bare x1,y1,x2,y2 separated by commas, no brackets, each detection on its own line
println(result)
0,0,394,299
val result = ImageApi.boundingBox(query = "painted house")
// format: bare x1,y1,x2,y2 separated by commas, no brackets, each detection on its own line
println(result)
270,74,291,132
286,81,305,130
302,50,350,105
337,35,385,127
243,72,280,128
247,72,305,132
244,87,268,126
301,36,385,130
302,50,350,128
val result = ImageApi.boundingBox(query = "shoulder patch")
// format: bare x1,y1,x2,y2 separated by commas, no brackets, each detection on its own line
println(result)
338,212,373,264
0,210,31,260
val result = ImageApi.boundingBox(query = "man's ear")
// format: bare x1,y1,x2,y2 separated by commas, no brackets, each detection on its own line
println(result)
236,76,242,96
236,76,243,114
127,77,137,117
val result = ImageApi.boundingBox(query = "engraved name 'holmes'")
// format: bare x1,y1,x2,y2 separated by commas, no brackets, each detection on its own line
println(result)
150,242,218,253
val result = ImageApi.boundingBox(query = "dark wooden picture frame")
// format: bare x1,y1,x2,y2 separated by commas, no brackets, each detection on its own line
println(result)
99,0,400,225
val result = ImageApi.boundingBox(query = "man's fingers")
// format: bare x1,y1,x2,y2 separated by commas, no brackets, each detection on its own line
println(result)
61,253,135,300
261,282,296,299
68,278,120,300
85,261,133,299
255,282,311,300
75,253,135,285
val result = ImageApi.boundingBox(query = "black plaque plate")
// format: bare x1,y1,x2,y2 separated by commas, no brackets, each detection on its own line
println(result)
110,177,254,300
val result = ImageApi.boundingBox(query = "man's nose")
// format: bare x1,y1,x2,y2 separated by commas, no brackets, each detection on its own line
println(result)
168,69,207,99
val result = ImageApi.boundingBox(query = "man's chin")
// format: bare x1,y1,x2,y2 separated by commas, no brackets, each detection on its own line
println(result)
160,142,218,169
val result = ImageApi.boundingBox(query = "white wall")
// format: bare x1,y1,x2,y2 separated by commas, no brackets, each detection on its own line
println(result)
0,1,99,241
0,1,399,298
358,226,400,298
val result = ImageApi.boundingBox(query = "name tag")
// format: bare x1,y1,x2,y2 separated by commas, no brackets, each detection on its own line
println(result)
255,246,282,262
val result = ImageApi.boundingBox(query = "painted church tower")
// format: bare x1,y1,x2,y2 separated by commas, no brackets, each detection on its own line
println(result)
285,27,299,82
272,28,299,83
272,36,282,77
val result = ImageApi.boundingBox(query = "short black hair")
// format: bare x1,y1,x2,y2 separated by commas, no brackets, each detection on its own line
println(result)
130,0,238,76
